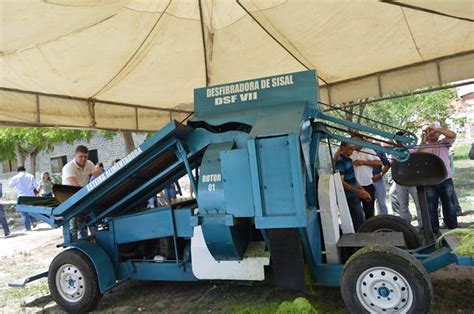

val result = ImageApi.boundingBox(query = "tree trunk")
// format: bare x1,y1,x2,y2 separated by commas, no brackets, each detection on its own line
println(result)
14,143,25,168
344,103,354,122
29,148,38,175
121,131,135,154
357,103,367,124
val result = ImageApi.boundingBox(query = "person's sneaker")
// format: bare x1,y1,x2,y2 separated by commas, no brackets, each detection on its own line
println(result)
32,221,38,228
5,233,13,238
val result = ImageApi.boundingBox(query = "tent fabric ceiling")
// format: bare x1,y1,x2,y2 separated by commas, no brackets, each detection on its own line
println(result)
0,0,473,131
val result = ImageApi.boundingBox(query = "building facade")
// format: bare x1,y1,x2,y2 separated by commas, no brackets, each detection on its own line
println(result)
1,132,147,200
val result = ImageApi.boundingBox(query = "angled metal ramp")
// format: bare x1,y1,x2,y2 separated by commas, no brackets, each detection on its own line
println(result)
17,120,203,227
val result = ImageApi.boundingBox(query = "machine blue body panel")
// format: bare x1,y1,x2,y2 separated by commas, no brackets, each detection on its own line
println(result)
198,142,234,214
111,207,193,244
249,103,308,138
250,134,307,229
410,241,474,271
221,149,255,217
200,214,251,260
119,262,197,281
67,241,117,293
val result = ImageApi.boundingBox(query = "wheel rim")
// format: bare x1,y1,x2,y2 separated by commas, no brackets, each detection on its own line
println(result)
55,263,86,303
356,266,413,313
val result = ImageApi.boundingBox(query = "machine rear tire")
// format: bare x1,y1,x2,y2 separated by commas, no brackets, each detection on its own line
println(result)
357,215,422,249
341,246,432,314
48,249,102,312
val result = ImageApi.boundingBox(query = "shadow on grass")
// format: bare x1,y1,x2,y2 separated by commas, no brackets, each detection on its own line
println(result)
24,294,54,308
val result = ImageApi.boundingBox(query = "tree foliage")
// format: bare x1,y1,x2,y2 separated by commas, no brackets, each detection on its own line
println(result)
361,89,457,133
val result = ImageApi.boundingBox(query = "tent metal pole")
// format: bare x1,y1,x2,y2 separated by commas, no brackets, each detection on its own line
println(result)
198,0,210,87
0,87,193,114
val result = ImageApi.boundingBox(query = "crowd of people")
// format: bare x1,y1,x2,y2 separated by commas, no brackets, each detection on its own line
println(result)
1,143,187,239
0,145,105,237
336,122,462,237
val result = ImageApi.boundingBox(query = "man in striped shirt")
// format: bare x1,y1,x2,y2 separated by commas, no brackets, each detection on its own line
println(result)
335,142,372,230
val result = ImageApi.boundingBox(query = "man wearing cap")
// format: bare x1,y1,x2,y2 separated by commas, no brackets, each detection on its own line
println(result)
418,122,457,234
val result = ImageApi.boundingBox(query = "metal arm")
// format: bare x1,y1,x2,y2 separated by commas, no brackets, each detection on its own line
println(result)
311,122,412,162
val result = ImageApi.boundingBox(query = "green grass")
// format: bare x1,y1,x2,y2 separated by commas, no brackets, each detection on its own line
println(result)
453,144,471,161
1,284,49,300
453,159,474,211
224,299,345,314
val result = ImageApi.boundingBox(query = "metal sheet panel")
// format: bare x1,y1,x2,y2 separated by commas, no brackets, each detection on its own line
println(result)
256,136,296,217
198,142,234,214
112,208,174,244
221,148,254,217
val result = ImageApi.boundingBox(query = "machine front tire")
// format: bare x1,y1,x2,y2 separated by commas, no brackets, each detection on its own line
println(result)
48,249,102,312
341,245,432,314
357,214,422,249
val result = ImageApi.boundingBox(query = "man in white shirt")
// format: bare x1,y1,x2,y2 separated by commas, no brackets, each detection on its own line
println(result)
350,135,382,220
62,145,100,187
9,166,38,231
62,145,101,239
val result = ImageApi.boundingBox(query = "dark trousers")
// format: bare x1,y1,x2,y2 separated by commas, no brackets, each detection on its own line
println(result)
426,178,458,233
361,184,376,220
0,204,11,236
347,196,365,231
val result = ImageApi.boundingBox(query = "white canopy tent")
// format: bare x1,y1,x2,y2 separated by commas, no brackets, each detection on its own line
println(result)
1,0,473,131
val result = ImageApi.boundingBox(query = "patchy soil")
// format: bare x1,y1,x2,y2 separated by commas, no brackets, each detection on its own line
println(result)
1,220,473,313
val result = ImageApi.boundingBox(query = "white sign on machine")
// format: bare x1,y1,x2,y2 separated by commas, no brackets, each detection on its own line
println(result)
206,74,294,106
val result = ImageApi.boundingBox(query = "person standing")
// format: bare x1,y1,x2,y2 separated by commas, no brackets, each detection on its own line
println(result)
372,150,390,215
388,175,400,215
418,122,458,234
0,183,11,238
335,142,372,230
388,131,423,226
89,162,104,182
350,135,382,220
62,145,100,187
396,183,423,227
38,172,53,197
8,166,38,231
448,148,462,216
62,145,101,239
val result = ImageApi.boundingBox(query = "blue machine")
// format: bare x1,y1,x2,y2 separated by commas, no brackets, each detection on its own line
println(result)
14,70,471,313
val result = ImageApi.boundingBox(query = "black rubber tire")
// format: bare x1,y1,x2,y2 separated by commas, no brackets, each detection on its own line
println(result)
48,249,102,312
357,214,422,249
341,245,433,314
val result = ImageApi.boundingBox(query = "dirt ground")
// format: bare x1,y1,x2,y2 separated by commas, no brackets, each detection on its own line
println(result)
0,216,473,314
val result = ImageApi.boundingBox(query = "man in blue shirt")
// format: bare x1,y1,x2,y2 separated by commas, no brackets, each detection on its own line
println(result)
335,142,372,230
